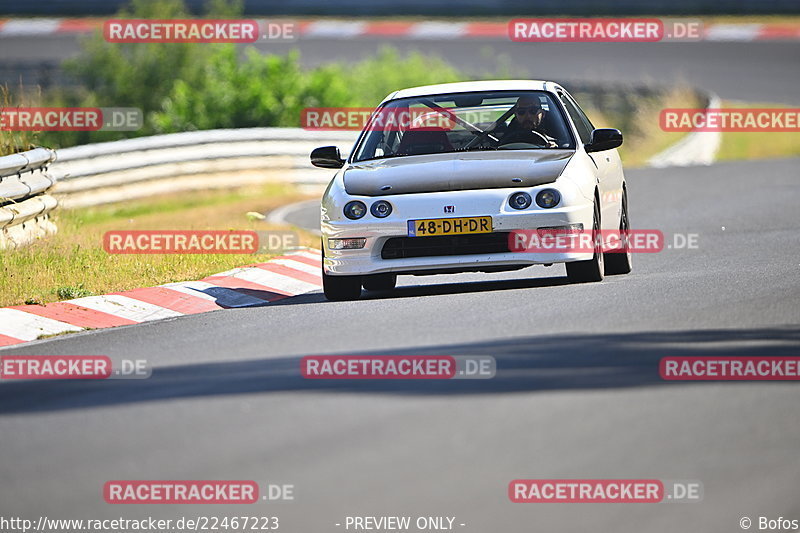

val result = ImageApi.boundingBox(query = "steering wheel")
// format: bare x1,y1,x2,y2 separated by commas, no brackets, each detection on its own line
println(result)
499,129,550,147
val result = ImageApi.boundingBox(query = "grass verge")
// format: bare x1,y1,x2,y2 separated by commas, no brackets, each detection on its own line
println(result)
584,85,702,168
0,84,706,308
0,85,39,156
0,182,319,308
716,101,800,162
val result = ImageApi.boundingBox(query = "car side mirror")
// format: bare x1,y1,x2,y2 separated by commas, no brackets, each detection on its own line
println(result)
585,128,623,153
311,146,345,169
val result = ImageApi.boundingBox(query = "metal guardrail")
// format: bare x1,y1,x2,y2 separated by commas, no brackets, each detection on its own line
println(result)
2,82,718,245
52,128,358,208
50,84,719,208
0,147,58,249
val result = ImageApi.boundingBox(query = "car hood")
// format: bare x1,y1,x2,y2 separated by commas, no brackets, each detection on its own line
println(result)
343,150,574,196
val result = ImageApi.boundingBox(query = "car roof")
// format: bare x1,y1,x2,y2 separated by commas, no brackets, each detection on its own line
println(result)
383,80,562,103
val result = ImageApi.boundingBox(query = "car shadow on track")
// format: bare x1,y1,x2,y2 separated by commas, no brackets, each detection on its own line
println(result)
1,327,798,414
271,273,574,306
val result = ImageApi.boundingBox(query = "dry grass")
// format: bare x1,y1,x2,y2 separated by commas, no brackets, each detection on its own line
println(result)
583,85,702,168
0,183,320,307
0,85,41,156
716,101,800,161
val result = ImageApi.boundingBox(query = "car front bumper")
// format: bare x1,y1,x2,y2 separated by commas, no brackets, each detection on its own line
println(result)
322,187,595,276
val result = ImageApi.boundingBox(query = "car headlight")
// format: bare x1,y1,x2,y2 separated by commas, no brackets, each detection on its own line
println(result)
370,200,393,218
536,189,561,209
344,201,367,220
509,192,532,210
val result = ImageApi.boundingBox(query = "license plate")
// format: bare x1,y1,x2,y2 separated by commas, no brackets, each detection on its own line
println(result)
407,216,493,237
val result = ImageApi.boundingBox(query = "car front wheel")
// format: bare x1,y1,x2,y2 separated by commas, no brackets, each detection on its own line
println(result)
322,249,362,301
604,187,633,276
565,199,604,283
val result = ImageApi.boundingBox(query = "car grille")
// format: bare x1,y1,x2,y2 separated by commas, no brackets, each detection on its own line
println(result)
381,232,511,259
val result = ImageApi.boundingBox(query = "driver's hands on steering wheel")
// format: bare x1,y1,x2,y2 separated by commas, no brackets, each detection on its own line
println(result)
500,129,558,148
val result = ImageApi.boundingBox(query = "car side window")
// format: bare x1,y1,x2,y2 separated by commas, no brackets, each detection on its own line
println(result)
568,95,596,132
558,94,593,145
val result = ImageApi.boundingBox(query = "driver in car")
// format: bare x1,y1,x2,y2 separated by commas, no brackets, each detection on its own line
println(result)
499,95,558,148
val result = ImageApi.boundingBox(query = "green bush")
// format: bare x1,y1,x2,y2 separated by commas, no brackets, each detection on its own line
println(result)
35,0,488,147
150,46,464,132
345,47,463,107
40,0,235,146
151,48,351,131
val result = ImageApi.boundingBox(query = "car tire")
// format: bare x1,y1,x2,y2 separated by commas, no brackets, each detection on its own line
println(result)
362,273,397,291
604,187,632,276
322,248,362,301
566,199,604,283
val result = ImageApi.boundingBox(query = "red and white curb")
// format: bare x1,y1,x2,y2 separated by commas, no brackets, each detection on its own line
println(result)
300,20,800,41
0,249,322,348
0,18,799,41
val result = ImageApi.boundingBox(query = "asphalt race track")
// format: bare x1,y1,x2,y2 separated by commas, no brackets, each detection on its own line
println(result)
2,35,800,104
270,39,800,105
1,156,799,531
1,30,800,533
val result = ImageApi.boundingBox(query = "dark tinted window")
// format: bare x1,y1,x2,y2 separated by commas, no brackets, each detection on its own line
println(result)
353,90,575,162
559,93,594,144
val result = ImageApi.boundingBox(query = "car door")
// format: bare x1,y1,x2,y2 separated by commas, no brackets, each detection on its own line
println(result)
558,92,620,231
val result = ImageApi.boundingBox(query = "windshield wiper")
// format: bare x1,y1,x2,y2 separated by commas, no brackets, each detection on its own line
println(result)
353,152,409,163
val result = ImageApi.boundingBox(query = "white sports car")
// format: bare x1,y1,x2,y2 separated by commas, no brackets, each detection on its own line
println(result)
312,80,631,301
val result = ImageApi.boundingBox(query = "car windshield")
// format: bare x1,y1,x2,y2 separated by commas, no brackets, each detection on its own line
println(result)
352,90,575,162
